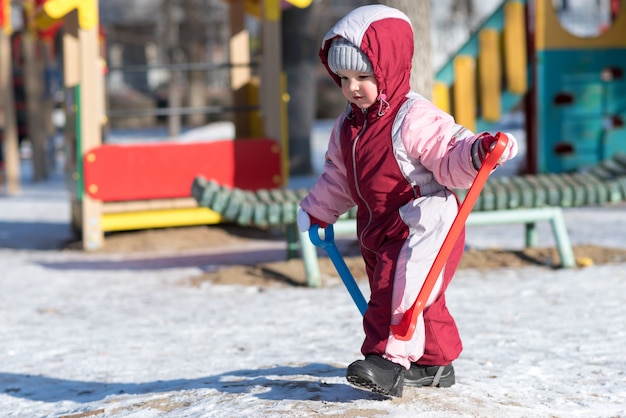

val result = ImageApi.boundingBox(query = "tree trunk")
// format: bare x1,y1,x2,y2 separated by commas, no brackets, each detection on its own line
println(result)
23,33,48,181
0,30,20,193
164,0,182,137
282,4,318,176
181,0,207,127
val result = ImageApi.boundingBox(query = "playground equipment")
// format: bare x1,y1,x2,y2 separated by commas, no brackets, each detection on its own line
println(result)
433,0,626,174
33,0,310,250
432,0,528,135
534,0,626,173
83,139,282,232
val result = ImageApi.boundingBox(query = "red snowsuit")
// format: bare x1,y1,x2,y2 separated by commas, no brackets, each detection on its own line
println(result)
300,5,485,369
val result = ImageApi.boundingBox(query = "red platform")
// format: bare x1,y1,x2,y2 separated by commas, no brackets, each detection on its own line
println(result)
83,139,282,201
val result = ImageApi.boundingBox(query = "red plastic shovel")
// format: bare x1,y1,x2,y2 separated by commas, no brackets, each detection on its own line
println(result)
390,133,509,341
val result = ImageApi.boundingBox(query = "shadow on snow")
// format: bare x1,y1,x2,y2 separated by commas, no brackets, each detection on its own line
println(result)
0,363,388,404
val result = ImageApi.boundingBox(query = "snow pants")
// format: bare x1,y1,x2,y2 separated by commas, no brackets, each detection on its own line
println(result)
359,191,464,369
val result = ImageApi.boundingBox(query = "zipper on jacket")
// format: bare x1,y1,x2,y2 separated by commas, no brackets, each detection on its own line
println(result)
351,119,376,254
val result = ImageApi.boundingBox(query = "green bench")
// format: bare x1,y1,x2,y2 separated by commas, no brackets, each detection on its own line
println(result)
191,153,626,287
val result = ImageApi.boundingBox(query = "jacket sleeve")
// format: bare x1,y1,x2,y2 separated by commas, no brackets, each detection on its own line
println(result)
299,116,356,224
400,99,481,189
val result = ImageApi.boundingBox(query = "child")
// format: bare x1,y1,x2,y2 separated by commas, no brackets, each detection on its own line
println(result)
297,4,518,397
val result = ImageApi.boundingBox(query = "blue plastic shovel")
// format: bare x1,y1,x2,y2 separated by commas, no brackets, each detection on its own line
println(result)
309,224,368,316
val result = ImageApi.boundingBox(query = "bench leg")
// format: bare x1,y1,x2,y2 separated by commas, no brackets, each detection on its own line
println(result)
286,223,322,287
299,229,322,288
549,210,576,268
285,223,300,260
525,222,538,247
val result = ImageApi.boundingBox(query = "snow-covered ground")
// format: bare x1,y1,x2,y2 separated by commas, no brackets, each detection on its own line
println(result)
3,0,625,414
2,132,626,417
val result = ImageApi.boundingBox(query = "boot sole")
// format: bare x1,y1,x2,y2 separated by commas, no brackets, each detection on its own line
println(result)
347,374,397,396
346,365,404,397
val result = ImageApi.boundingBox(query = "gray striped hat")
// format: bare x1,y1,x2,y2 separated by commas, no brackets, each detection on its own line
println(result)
327,37,373,74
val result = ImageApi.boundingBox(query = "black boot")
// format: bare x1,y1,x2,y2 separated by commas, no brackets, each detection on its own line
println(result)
404,363,455,388
346,355,405,397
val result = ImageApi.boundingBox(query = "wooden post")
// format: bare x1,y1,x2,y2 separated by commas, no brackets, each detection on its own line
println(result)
59,7,103,250
0,11,21,194
78,13,103,250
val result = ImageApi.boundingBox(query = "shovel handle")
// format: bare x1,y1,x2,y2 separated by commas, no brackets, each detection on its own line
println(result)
390,133,509,341
309,225,368,315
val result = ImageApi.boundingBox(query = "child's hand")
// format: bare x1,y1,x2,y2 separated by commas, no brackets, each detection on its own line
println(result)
471,132,518,170
297,208,329,232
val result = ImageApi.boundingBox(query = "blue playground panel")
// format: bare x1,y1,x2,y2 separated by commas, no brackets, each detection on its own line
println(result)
537,48,626,173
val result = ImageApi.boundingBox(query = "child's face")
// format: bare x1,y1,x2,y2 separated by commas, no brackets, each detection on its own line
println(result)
337,69,379,110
